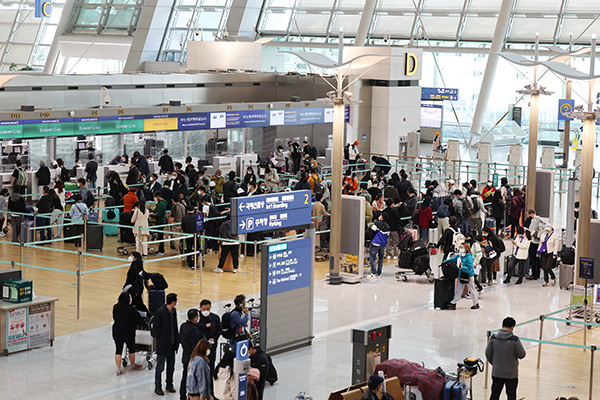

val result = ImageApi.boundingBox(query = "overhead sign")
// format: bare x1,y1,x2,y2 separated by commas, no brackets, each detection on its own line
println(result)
265,237,312,296
580,257,594,280
230,190,312,235
559,99,575,121
35,0,51,17
421,87,458,101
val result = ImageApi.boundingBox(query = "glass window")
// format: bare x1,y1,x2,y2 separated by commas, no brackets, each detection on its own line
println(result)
106,8,135,27
516,0,563,13
508,16,558,41
187,131,207,160
294,12,331,33
417,15,461,38
197,9,224,29
338,0,367,8
76,7,103,25
461,16,497,41
424,0,466,11
299,0,334,8
371,14,414,36
332,14,362,35
379,0,418,9
467,0,502,12
262,9,292,31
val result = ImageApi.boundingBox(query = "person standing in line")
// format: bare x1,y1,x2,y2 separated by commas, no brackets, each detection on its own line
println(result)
36,186,53,241
214,215,239,273
508,188,525,239
8,191,26,243
505,227,530,285
186,339,212,400
381,198,400,259
131,201,150,257
288,141,303,174
85,153,98,190
417,196,434,243
179,309,201,400
525,209,542,280
77,178,89,205
446,242,480,310
485,316,526,400
151,293,180,396
0,188,8,237
537,224,559,287
170,196,186,255
35,160,51,198
212,351,236,400
69,194,89,248
158,149,174,175
368,215,390,278
11,160,27,195
197,299,222,371
229,294,249,348
112,292,144,376
153,191,167,255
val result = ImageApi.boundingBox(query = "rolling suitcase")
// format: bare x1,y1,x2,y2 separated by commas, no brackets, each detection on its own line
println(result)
20,220,34,243
484,217,496,233
88,211,99,223
560,263,574,290
148,289,165,316
86,224,104,251
505,254,518,277
428,228,439,244
102,208,120,236
442,380,467,400
434,278,454,309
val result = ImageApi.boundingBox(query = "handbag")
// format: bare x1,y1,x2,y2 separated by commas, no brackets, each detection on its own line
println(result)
74,203,88,222
459,268,470,284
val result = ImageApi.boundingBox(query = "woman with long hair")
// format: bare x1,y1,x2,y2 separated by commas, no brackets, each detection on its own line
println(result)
187,339,212,400
417,196,434,243
213,351,236,400
48,187,64,238
131,201,150,257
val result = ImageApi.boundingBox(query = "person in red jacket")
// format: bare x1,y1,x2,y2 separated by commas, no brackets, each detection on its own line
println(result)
123,188,139,213
481,180,496,205
342,169,358,195
417,196,434,243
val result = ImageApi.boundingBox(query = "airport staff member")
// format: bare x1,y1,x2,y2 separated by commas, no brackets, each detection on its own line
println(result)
485,316,526,400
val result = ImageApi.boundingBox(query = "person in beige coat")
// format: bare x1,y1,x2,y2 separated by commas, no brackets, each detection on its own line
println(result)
131,200,150,257
536,224,559,287
312,193,329,248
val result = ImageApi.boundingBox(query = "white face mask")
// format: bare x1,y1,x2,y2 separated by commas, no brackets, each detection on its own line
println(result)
459,249,466,256
575,208,579,212
206,349,211,356
201,310,210,317
128,256,134,262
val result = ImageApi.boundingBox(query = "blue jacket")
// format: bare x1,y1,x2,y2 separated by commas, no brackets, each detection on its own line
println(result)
187,356,211,396
447,252,475,276
230,308,249,343
370,220,390,247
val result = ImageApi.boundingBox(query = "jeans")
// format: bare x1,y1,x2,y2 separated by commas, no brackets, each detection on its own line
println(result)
490,377,518,400
155,351,175,390
451,276,478,307
419,227,429,243
460,218,470,235
348,159,356,172
38,217,52,241
369,245,385,275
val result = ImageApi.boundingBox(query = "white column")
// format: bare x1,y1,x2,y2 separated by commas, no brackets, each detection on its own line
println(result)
470,0,515,138
354,0,377,47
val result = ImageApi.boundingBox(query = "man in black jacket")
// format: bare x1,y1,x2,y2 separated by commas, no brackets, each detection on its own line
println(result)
35,160,51,196
36,186,53,241
158,149,174,175
249,343,270,400
179,308,200,400
197,299,222,370
181,206,199,269
151,293,180,396
395,170,413,203
223,171,238,204
382,198,400,259
133,151,149,179
85,154,98,189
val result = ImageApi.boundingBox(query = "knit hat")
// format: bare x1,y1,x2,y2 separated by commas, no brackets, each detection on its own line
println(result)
368,375,384,390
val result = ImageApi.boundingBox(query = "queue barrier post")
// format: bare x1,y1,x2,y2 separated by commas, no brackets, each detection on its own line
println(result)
199,233,203,294
19,240,23,264
253,240,258,284
537,315,545,369
193,231,198,271
11,260,15,269
589,344,596,400
76,247,82,320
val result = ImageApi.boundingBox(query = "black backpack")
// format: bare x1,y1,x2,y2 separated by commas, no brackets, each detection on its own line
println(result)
146,272,168,290
85,192,96,208
221,311,233,339
308,146,318,159
208,205,220,219
441,260,459,281
344,144,350,160
265,353,278,385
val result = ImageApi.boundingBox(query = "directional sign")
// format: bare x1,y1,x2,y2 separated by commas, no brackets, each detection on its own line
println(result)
559,99,575,121
230,190,312,234
236,340,249,361
422,87,459,101
580,257,594,280
265,237,312,296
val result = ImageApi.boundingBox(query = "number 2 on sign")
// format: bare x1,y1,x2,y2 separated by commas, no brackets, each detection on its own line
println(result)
304,194,309,204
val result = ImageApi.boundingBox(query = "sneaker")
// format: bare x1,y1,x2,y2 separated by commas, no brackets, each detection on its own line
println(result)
188,266,195,270
515,279,523,285
116,369,123,376
393,256,398,260
154,388,165,396
387,255,391,259
463,294,470,299
232,269,238,274
446,303,456,310
213,268,223,273
503,279,511,284
0,232,6,237
132,364,143,371
165,385,176,393
471,304,480,310
156,252,165,256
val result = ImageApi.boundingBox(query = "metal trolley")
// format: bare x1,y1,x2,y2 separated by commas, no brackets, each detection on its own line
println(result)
566,284,600,328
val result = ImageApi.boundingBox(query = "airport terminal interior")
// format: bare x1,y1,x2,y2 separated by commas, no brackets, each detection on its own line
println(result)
4,0,600,399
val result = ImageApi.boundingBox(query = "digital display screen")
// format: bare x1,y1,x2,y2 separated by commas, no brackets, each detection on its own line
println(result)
421,105,443,129
77,142,86,150
12,146,22,154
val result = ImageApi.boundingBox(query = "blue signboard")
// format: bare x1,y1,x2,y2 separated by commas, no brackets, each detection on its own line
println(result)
35,0,51,17
266,237,312,296
580,257,594,280
236,340,249,361
178,113,210,130
559,99,575,121
512,106,522,126
422,87,459,101
196,213,204,231
230,190,312,234
238,374,247,400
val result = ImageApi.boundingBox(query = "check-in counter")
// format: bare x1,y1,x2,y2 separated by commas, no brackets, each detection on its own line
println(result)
0,295,58,356
236,154,259,176
212,156,236,176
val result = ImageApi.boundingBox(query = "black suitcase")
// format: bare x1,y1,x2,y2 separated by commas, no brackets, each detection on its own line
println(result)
412,254,430,275
86,224,104,251
434,278,455,309
397,251,412,269
149,289,165,316
119,212,135,244
505,254,518,277
410,239,428,258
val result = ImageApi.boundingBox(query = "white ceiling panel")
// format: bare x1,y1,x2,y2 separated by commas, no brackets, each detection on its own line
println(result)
508,15,558,41
293,12,331,33
469,0,502,12
333,13,362,35
372,14,414,36
379,0,419,10
559,17,600,42
418,15,461,38
299,0,334,9
424,0,466,12
461,16,497,40
515,0,563,13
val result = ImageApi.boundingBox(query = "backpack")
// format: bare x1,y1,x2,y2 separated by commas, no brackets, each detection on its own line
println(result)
471,196,480,214
344,144,350,160
411,211,419,225
146,272,168,290
593,210,599,220
85,192,95,208
450,227,465,252
208,205,220,219
497,236,506,253
290,143,302,155
462,198,473,219
437,204,449,218
265,353,278,385
441,260,459,281
308,146,318,159
60,166,71,183
312,176,324,197
532,217,546,241
221,311,233,339
16,168,27,187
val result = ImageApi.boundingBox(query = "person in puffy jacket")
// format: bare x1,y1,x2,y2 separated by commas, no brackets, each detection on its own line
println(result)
505,226,530,285
368,215,390,278
508,188,525,239
446,242,480,310
186,339,212,400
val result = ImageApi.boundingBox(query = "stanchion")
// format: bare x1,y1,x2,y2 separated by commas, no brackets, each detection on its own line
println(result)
493,162,497,176
76,247,82,320
19,240,23,263
193,232,198,271
11,260,15,269
253,240,257,284
83,219,87,252
537,315,545,369
589,344,596,400
484,330,491,389
584,280,589,352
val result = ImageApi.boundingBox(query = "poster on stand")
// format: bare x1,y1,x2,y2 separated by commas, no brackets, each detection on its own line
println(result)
29,303,51,349
6,308,28,353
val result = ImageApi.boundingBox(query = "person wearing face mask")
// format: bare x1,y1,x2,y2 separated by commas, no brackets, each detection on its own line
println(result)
112,292,144,376
151,293,180,396
179,309,200,400
481,180,496,206
537,225,559,287
197,299,222,371
123,251,149,314
506,226,531,285
187,340,212,400
446,243,480,310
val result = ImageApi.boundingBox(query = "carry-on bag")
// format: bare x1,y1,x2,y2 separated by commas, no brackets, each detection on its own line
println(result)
442,380,467,400
560,263,574,290
20,220,34,243
148,289,165,316
86,224,104,251
102,208,120,236
397,251,412,270
412,254,429,275
434,279,455,309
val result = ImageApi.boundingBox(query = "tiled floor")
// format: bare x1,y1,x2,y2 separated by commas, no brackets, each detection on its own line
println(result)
1,259,582,400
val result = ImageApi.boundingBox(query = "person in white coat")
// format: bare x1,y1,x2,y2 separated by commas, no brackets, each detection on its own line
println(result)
212,351,236,400
536,224,559,287
506,227,531,285
130,200,150,257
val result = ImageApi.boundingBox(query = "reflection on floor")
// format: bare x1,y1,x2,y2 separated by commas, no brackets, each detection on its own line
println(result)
2,260,596,400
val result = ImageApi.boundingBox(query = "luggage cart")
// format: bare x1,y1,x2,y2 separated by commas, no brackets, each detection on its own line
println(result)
247,298,261,347
123,321,157,370
395,241,434,282
565,284,600,328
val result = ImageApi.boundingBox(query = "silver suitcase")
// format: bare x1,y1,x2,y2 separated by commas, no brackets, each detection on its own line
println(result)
560,263,574,290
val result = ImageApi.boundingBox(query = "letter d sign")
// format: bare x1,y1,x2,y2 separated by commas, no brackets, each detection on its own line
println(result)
35,0,52,18
405,52,418,76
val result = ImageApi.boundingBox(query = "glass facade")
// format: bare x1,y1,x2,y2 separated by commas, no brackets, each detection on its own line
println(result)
66,0,143,35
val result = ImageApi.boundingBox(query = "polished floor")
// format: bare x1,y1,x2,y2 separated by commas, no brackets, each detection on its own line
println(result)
1,257,596,400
